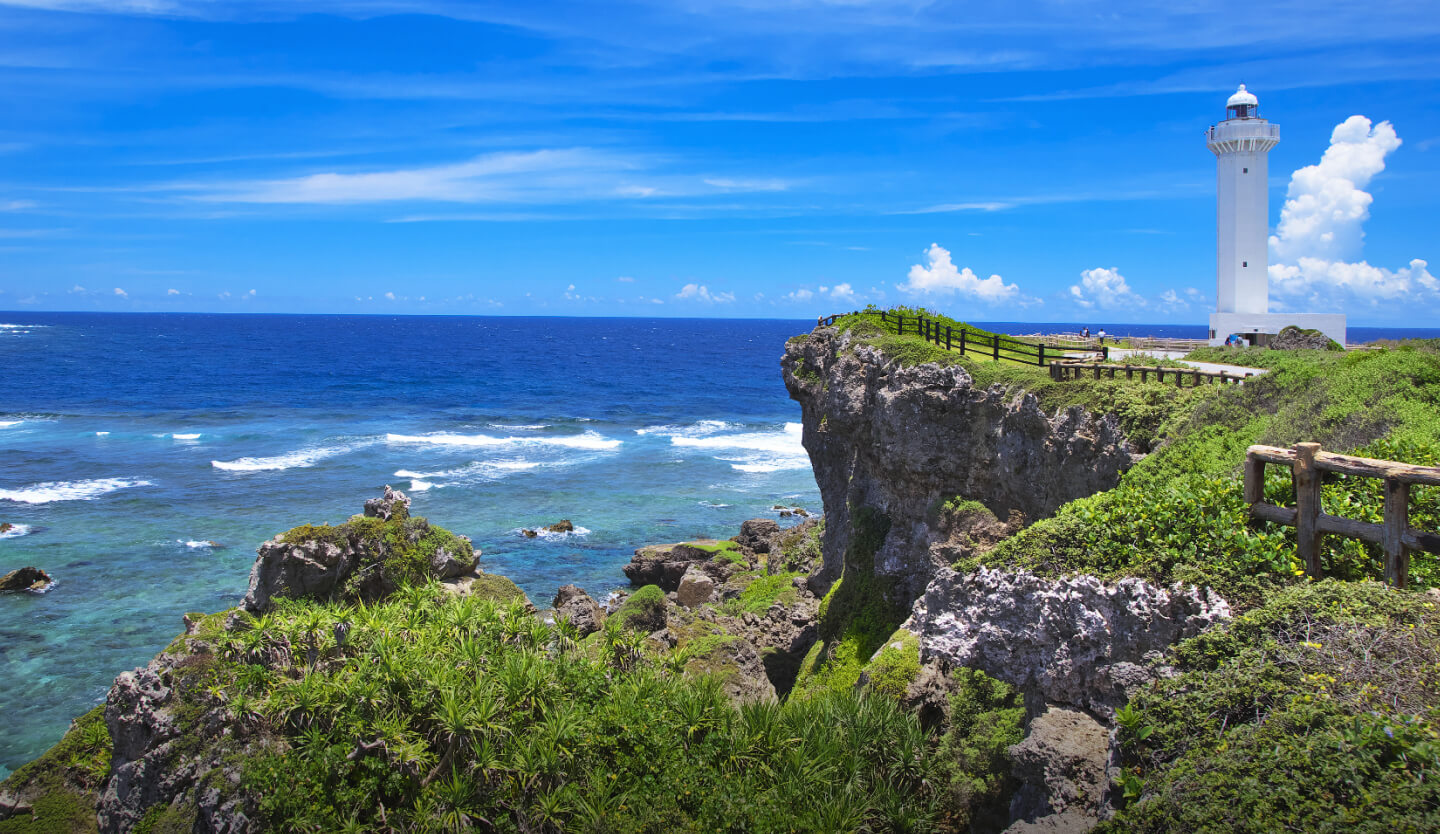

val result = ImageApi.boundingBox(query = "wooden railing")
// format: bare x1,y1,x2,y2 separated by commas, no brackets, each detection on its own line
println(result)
817,311,1101,367
1245,442,1440,588
1051,362,1254,387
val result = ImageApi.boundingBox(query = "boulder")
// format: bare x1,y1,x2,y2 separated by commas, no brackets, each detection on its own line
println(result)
362,485,410,521
521,529,538,538
622,542,728,591
1272,325,1341,351
904,567,1230,716
0,566,52,592
544,519,575,533
552,584,604,636
676,567,716,608
735,519,780,554
1004,706,1114,833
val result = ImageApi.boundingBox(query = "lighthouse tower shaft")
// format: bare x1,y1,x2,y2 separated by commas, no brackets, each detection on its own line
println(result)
1207,88,1278,315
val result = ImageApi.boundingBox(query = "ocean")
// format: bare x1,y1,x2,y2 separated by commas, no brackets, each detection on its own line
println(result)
3,313,1436,774
0,314,823,773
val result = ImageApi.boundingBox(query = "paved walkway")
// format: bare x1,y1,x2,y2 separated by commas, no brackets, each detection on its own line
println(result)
1104,347,1268,377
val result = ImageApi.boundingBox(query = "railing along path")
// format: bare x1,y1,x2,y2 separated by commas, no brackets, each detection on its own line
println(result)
1245,442,1440,588
1051,361,1253,387
817,311,1096,368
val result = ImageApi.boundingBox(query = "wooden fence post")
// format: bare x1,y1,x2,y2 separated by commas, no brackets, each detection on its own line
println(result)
1038,344,1046,366
992,335,999,362
1295,442,1323,578
959,330,967,355
1243,452,1265,506
1384,478,1412,588
945,326,952,351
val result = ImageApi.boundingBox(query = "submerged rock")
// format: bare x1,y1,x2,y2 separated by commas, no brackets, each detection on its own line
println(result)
544,519,575,533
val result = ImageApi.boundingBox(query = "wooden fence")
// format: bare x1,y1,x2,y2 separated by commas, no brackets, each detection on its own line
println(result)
1245,442,1440,588
1051,361,1254,387
817,310,1101,367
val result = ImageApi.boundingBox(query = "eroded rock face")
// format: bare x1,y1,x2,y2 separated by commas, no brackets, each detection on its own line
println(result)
362,485,410,521
0,566,52,592
99,620,265,834
1004,706,1114,834
904,567,1230,716
552,584,604,636
622,541,734,592
782,326,1141,602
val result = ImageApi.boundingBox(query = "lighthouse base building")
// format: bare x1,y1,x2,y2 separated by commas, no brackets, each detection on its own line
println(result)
1204,85,1346,348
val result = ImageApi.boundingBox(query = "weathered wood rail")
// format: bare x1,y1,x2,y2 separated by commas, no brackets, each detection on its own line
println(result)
817,311,1102,367
1050,361,1254,387
1245,442,1440,588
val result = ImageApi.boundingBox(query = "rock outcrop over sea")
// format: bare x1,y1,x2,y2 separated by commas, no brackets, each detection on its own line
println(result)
782,323,1140,602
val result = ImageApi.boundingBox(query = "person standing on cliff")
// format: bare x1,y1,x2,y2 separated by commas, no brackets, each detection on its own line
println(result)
1082,326,1090,339
1097,328,1107,344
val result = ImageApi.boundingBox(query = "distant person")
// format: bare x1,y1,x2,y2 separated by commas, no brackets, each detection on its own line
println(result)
1082,327,1090,339
1097,328,1107,344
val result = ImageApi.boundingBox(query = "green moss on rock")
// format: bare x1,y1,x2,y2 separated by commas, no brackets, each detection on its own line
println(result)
0,706,110,834
861,629,921,702
617,584,668,632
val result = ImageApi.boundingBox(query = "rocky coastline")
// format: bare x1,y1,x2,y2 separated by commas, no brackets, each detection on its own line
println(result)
6,315,1435,832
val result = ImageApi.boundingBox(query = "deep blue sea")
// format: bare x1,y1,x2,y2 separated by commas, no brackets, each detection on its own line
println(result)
3,313,1436,774
0,314,824,773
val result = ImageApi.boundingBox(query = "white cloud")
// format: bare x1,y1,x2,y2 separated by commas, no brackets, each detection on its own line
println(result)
113,287,127,298
167,288,180,295
675,283,735,303
1270,257,1436,303
616,276,635,282
1267,116,1434,306
786,288,815,302
899,243,1024,304
191,148,645,205
1068,267,1145,310
1271,116,1401,263
385,291,396,300
0,200,34,212
69,284,85,293
703,177,789,192
828,283,857,303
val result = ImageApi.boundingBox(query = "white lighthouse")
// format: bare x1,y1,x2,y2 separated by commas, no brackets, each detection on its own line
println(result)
1206,85,1346,347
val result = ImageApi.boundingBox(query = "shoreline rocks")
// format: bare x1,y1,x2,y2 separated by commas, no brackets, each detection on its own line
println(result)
0,566,52,592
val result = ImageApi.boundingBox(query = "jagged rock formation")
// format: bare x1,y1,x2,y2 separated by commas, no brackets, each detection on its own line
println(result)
782,325,1140,602
0,566,52,592
1003,707,1114,834
904,567,1230,717
552,584,605,636
241,487,478,612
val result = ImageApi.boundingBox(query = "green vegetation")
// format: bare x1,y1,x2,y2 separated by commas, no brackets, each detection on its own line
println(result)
121,581,1002,832
616,584,668,632
682,539,747,566
932,669,1027,831
971,342,1440,604
0,707,110,834
792,505,909,699
732,571,805,616
1102,580,1440,832
860,629,920,702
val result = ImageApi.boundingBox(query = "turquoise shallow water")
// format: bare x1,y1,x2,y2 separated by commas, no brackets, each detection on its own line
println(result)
0,314,820,772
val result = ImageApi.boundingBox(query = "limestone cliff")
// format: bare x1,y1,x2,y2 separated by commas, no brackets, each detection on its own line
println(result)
782,324,1140,602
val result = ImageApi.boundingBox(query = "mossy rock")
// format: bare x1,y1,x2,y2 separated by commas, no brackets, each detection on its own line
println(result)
451,572,528,605
0,706,110,834
861,629,921,702
617,584,668,632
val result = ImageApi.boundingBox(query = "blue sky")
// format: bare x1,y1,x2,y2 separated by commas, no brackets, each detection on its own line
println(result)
1,1,1437,324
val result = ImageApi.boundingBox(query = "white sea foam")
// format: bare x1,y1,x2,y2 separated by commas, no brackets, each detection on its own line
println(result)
698,500,732,508
409,480,435,492
0,523,33,538
0,478,152,504
670,422,809,473
517,525,592,539
486,423,548,430
0,421,19,429
171,433,201,440
95,431,110,436
385,431,621,451
178,539,218,549
634,419,734,437
211,445,351,472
